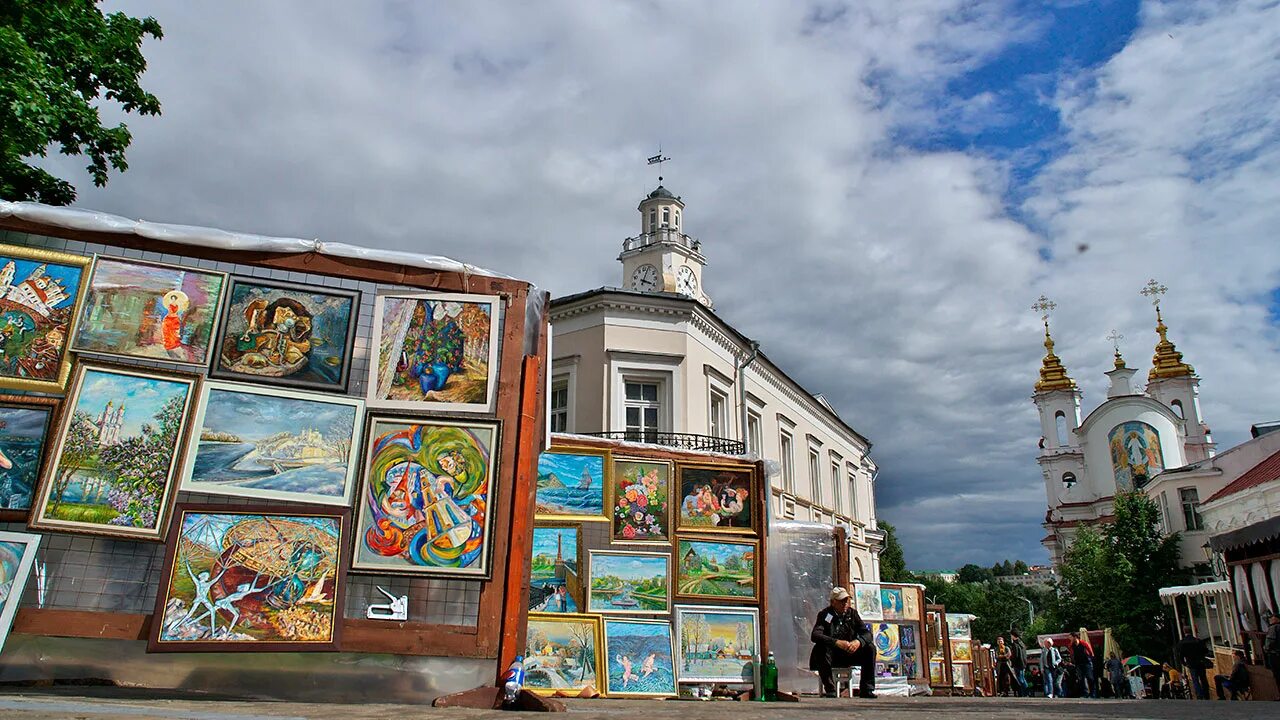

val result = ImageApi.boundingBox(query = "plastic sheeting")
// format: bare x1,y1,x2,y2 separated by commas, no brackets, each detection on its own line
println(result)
765,520,836,694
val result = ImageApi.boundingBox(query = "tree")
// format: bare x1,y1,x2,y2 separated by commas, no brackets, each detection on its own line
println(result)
1,2,162,204
957,563,993,584
48,411,97,511
1013,560,1029,575
876,520,912,583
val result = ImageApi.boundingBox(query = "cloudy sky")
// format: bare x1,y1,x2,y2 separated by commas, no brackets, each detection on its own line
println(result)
34,1,1280,569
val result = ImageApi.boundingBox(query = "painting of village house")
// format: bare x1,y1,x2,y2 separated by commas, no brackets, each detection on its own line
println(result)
677,465,754,533
180,381,364,506
211,278,360,393
610,459,670,542
150,507,347,652
676,539,757,602
524,613,603,696
603,619,677,697
72,257,227,366
529,525,582,613
0,395,58,519
674,606,758,683
587,550,670,614
536,449,608,521
29,362,199,540
351,416,499,578
367,292,499,413
0,244,89,393
0,530,41,652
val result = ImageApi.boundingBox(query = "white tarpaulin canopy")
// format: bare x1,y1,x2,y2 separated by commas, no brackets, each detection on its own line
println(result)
1158,580,1231,600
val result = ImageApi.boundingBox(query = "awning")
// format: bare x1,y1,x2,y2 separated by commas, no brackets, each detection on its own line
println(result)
1209,515,1280,553
1158,580,1231,600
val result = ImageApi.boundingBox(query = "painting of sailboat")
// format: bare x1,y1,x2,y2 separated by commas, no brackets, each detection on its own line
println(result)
536,449,608,521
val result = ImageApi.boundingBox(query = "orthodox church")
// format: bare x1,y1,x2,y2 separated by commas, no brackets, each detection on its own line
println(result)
1034,285,1215,566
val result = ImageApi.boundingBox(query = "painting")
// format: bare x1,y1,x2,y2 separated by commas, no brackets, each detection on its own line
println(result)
902,651,919,679
179,381,364,506
29,362,199,540
900,624,917,650
0,244,89,393
676,464,755,534
945,613,971,640
874,623,900,663
588,550,670,614
880,586,904,621
610,458,670,543
676,538,758,602
674,605,759,684
0,395,58,520
525,613,604,696
902,586,921,621
952,662,972,688
351,415,499,578
210,277,359,393
367,292,500,413
0,530,41,652
604,619,677,697
72,257,227,366
530,524,581,613
929,660,945,685
150,505,347,652
1108,420,1164,491
536,449,608,522
950,639,972,662
854,582,883,621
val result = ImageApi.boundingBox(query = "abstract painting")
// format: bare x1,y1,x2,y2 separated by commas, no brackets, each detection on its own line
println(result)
604,619,677,697
529,524,582,613
179,381,364,506
902,586,921,621
588,550,670,614
525,613,603,696
30,362,199,540
902,651,919,679
0,395,58,519
854,582,883,621
0,243,89,393
210,278,359,393
351,415,499,578
367,292,500,413
945,614,971,640
950,639,972,662
676,538,757,602
880,586,904,621
150,505,347,652
900,624,917,650
536,449,608,521
72,257,227,366
874,623,901,663
676,464,754,534
0,530,40,652
610,459,670,543
674,605,758,683
1108,420,1164,491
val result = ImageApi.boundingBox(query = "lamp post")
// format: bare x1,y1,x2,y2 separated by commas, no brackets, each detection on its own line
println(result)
1018,596,1035,628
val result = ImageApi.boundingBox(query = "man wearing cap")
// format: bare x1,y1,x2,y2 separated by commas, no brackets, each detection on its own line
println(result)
809,587,876,699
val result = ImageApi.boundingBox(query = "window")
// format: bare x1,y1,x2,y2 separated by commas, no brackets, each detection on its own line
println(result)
1159,491,1172,533
674,210,680,228
808,446,822,504
779,430,795,492
648,209,656,231
1180,488,1204,531
625,381,662,443
1062,472,1077,488
662,207,670,225
746,411,762,455
709,388,729,439
550,378,569,433
1171,399,1185,419
847,465,859,518
831,458,843,515
1055,411,1068,446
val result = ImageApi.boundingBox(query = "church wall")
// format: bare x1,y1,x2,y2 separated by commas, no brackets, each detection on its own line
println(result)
1080,403,1185,500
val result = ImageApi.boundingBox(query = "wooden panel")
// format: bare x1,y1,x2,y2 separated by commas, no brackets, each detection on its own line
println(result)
340,619,488,657
12,608,150,641
832,525,850,589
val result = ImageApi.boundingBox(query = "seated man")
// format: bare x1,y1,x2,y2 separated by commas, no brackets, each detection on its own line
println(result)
809,587,876,699
1212,650,1250,701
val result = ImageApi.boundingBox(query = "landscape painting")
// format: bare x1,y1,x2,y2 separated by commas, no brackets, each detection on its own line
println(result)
151,506,347,651
674,606,758,683
211,278,360,393
0,244,89,393
180,381,363,506
677,465,754,533
874,622,901,663
610,459,670,542
676,538,757,602
536,449,607,521
950,639,972,662
0,395,58,519
525,613,603,696
30,362,199,540
880,586,904,620
0,530,41,652
73,257,227,366
529,525,581,613
946,614,971,640
351,415,499,578
854,583,883,621
603,619,677,697
367,292,499,413
588,550,669,614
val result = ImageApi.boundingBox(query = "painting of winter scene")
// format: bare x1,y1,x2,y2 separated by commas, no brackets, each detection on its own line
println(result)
587,550,670,615
525,613,603,696
0,531,40,652
676,539,757,602
529,525,581,613
0,396,58,517
675,606,759,683
180,382,362,506
604,619,677,697
536,449,607,521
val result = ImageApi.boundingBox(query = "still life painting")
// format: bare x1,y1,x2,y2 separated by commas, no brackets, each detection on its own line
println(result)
368,292,499,413
603,619,677,697
874,622,901,663
72,257,227,366
151,506,346,651
676,538,757,601
0,395,58,518
854,583,883,621
351,415,499,578
0,244,89,393
180,381,363,506
536,449,607,521
610,459,670,542
677,465,754,533
674,605,758,683
211,278,359,393
588,550,670,614
529,525,581,613
525,613,603,696
880,586,904,621
0,530,41,652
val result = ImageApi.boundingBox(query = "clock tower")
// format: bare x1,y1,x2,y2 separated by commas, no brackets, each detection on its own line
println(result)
618,179,712,307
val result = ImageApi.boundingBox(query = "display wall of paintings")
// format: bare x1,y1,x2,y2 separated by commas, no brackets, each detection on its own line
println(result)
29,361,200,540
0,530,41,652
603,618,677,697
854,582,883,621
210,278,360,393
0,244,90,393
367,292,500,413
588,550,670,615
675,538,758,603
150,505,347,652
529,524,583,614
0,395,59,520
525,613,604,696
610,458,671,543
674,605,758,684
536,448,608,522
676,464,754,534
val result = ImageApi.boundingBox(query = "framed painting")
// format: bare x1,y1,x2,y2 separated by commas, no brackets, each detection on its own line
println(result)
952,662,973,688
366,292,500,413
529,523,583,613
0,394,59,521
900,624,917,650
902,585,921,621
902,651,919,680
209,277,360,393
675,537,758,602
945,613,971,640
676,464,755,534
72,256,227,367
880,586,904,621
179,380,364,506
853,582,883,621
587,550,670,615
0,530,41,652
350,414,500,578
149,504,348,652
603,619,677,697
536,448,609,522
874,622,901,663
0,243,90,393
525,613,604,697
609,458,671,543
950,639,972,662
674,605,758,684
29,361,200,540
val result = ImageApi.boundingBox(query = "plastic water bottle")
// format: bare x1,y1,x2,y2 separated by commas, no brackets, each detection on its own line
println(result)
501,655,525,707
762,652,779,702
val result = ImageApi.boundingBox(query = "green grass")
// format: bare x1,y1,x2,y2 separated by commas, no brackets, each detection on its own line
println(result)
48,502,119,524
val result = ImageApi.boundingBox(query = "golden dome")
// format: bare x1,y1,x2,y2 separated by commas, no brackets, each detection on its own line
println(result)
1035,321,1077,392
1149,307,1194,381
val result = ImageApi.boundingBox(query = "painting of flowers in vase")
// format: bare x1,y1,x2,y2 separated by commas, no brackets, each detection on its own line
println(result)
610,459,670,543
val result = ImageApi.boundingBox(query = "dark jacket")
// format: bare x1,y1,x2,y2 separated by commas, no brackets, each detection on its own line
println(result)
1072,642,1091,668
1010,637,1027,670
1265,622,1280,656
1178,634,1211,670
809,606,873,670
1228,658,1250,691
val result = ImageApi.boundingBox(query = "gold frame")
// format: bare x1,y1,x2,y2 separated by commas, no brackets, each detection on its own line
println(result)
0,393,61,521
673,462,758,536
0,243,90,393
524,612,606,697
674,536,760,604
586,549,671,616
535,446,611,522
608,457,673,544
602,618,678,697
529,521,586,613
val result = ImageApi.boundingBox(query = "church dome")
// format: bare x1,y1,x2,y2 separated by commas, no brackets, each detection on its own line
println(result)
647,185,677,200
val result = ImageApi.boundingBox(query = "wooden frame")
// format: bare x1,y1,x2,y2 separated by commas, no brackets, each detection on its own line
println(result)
0,530,41,652
0,243,90,393
854,581,884,621
0,394,60,521
673,605,760,684
535,446,610,522
602,618,677,697
674,536,759,603
608,457,673,544
529,521,585,613
524,612,605,696
674,462,757,535
586,549,671,615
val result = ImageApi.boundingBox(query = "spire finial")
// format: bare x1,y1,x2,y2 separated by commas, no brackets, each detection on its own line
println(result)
1142,279,1194,381
1032,295,1076,392
1107,329,1126,369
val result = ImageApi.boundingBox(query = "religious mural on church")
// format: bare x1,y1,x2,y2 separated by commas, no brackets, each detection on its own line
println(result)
1108,421,1164,491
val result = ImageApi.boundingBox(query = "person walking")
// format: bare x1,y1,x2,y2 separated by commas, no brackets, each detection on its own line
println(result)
1010,629,1029,697
1072,634,1097,698
1104,652,1127,698
1177,627,1211,700
809,587,877,699
995,636,1014,696
1040,638,1061,698
1265,612,1280,698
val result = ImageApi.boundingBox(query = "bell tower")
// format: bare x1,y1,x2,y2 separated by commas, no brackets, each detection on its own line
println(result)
1139,279,1215,462
1031,296,1086,509
618,177,712,308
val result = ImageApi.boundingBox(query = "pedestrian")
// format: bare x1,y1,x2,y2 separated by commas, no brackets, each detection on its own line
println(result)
1265,612,1280,696
1212,649,1251,701
1040,638,1061,698
1027,664,1042,697
1104,652,1127,698
1010,629,1029,697
995,636,1014,696
809,587,877,699
1177,626,1211,700
1160,662,1182,699
1072,634,1097,698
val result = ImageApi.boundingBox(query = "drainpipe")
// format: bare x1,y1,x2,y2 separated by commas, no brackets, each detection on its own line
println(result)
736,340,760,453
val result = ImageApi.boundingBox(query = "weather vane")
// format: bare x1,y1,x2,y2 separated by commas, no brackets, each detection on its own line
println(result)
647,146,671,178
1140,278,1167,308
1032,295,1056,322
1107,329,1124,353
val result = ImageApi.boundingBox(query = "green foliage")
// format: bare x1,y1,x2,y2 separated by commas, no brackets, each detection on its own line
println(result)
876,521,912,583
957,563,993,584
0,1,162,204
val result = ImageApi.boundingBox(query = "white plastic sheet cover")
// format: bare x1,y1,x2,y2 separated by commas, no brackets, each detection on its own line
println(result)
766,520,836,693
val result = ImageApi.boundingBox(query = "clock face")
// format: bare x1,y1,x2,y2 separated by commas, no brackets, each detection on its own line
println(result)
632,264,659,292
676,265,698,296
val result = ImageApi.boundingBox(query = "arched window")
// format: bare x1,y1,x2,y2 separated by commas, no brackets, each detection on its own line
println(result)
1062,472,1077,489
1171,399,1185,419
662,207,670,225
1055,411,1069,446
854,557,864,581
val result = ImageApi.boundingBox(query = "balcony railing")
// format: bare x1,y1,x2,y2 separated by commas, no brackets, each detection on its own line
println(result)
620,228,703,255
580,431,745,455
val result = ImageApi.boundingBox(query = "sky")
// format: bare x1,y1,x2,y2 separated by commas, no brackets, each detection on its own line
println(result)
30,1,1280,569
200,387,358,441
76,369,189,438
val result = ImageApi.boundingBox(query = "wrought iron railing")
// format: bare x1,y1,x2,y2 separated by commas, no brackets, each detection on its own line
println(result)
580,431,745,455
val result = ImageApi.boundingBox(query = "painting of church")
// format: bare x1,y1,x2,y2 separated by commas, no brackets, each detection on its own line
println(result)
0,245,89,392
1108,421,1163,491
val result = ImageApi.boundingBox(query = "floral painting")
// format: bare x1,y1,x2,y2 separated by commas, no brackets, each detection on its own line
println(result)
587,550,669,614
604,619,677,697
0,531,41,652
610,459,670,543
952,662,972,688
525,613,603,696
677,465,754,534
854,582,883,621
675,606,758,683
880,586,904,621
0,244,89,393
536,449,607,521
676,539,757,601
1108,420,1164,491
530,525,581,613
0,395,58,518
874,622,900,663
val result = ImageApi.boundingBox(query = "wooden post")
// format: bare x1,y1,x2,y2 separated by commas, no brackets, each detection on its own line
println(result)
832,526,849,590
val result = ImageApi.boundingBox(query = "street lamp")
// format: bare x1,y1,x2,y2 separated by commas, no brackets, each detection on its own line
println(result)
1018,596,1035,628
